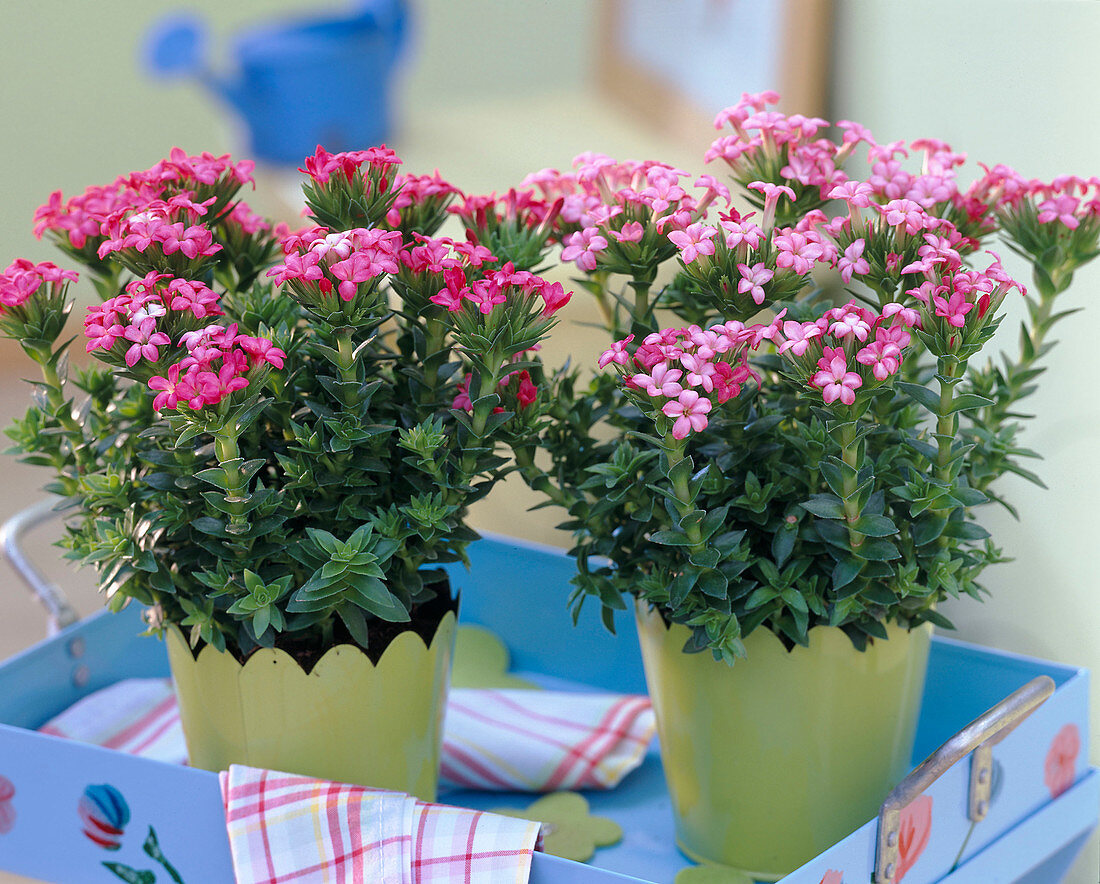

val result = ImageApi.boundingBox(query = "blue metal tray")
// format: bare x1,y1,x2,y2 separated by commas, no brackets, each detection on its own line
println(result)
0,535,1095,883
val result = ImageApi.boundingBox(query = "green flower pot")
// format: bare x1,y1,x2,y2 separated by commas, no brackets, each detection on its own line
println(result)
635,602,931,880
166,606,456,801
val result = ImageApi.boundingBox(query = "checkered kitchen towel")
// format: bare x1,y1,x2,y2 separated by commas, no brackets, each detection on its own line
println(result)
39,679,655,793
221,765,541,883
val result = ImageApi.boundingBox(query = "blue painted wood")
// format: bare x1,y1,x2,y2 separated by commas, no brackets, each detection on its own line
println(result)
0,535,1094,883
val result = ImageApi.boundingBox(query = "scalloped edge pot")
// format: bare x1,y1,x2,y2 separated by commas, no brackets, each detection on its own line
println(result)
635,601,931,881
166,609,456,801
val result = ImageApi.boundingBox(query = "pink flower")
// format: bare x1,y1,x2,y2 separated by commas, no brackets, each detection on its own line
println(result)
880,199,927,236
122,317,171,367
883,302,921,328
633,362,684,398
669,223,718,264
1037,194,1081,228
827,304,873,341
811,350,863,405
774,230,825,275
237,336,286,369
540,281,572,315
662,389,712,438
837,240,869,284
610,220,645,243
464,279,507,315
856,339,902,380
776,320,821,356
895,795,932,883
818,872,843,884
736,262,774,305
932,289,975,328
1044,723,1080,799
598,335,634,368
561,227,608,271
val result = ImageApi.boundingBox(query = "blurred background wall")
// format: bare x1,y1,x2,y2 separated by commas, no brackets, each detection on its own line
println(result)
0,1,1096,881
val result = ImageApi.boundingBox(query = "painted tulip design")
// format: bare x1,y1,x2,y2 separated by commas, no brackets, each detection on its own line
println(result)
819,871,844,884
1044,723,1080,799
78,784,130,850
895,794,932,883
0,776,14,834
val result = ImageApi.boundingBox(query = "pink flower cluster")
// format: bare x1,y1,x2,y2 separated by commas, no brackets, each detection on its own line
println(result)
386,171,461,227
123,147,254,194
600,323,765,439
0,259,78,311
97,196,222,263
529,155,726,272
33,149,253,256
147,322,285,412
773,301,918,405
906,253,1023,332
449,188,563,237
429,258,570,317
299,144,401,187
268,226,402,302
83,271,224,366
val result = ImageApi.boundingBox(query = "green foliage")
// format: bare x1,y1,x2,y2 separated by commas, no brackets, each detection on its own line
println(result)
4,163,556,660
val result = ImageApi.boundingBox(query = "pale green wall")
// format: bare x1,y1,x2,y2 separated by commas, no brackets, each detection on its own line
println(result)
833,3,1100,880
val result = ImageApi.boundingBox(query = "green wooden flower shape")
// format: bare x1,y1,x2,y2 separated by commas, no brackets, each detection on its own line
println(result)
451,625,537,690
674,864,756,884
493,792,622,862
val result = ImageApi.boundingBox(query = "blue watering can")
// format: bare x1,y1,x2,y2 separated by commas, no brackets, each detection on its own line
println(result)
145,1,408,166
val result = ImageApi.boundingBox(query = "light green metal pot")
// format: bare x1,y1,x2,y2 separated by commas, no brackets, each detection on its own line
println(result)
166,609,456,802
635,602,931,880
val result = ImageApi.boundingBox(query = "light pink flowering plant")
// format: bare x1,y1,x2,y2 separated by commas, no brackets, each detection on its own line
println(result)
4,146,567,660
514,93,1098,661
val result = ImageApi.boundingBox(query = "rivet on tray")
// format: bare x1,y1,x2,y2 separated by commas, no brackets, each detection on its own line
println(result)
886,830,897,847
978,767,990,784
67,637,85,659
71,665,90,688
884,861,895,879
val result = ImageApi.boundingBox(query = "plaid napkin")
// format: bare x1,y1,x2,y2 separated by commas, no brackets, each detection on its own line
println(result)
221,765,541,883
39,679,655,793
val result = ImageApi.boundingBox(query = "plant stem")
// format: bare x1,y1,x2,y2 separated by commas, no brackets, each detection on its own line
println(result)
839,422,865,551
935,358,960,475
630,279,652,327
664,436,703,549
214,430,250,534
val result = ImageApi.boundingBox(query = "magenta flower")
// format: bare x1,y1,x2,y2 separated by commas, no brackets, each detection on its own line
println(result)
237,336,286,369
776,320,821,356
837,240,869,284
669,223,718,265
774,230,824,275
856,340,902,381
1037,194,1082,228
122,317,171,367
932,290,975,328
597,335,634,369
736,262,774,305
827,305,872,342
610,221,645,243
561,227,608,271
633,363,684,398
812,350,863,405
662,390,712,439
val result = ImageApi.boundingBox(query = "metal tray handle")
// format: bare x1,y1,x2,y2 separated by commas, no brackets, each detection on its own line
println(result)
0,497,79,634
874,674,1056,881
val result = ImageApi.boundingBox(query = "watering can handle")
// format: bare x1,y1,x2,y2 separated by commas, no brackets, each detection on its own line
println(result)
0,498,78,634
872,674,1055,882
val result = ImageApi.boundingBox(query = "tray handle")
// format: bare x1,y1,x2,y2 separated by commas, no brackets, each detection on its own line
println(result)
873,674,1055,882
0,497,79,634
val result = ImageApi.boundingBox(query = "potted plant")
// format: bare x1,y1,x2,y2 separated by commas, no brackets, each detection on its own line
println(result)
2,145,569,800
511,92,1099,877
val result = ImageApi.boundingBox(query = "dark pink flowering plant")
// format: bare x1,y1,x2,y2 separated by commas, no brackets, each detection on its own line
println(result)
515,92,1098,662
4,146,567,658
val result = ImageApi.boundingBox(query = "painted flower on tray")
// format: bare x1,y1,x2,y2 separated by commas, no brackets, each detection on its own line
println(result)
819,871,843,884
1044,723,1080,799
0,776,14,834
895,794,932,882
78,783,130,850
